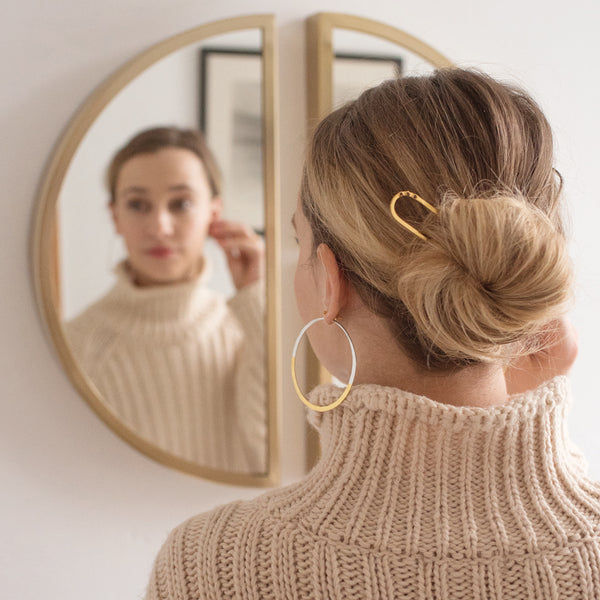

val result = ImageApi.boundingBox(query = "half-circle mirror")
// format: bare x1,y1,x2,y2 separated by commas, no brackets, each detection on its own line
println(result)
32,14,280,487
304,13,453,468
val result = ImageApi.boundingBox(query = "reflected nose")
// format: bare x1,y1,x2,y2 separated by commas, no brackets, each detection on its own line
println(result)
149,210,174,237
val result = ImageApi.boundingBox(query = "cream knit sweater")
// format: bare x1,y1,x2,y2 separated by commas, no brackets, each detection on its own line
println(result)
65,264,266,473
146,377,600,599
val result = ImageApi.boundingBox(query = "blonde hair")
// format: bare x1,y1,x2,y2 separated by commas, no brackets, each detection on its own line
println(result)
301,68,572,370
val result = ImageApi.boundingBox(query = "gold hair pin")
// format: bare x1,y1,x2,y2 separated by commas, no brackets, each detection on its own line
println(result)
390,191,438,240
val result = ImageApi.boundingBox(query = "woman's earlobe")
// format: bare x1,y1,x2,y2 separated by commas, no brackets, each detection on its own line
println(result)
210,196,223,222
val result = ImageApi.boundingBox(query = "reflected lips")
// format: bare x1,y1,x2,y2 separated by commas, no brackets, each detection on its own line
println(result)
148,247,174,258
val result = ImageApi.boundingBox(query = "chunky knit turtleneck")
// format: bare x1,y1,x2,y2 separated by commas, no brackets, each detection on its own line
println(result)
95,262,224,327
146,377,600,599
65,264,266,473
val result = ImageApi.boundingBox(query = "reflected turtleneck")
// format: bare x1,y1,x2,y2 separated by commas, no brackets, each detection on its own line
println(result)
64,263,267,472
102,260,223,328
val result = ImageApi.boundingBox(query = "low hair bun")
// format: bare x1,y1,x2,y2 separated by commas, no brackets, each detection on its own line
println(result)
395,195,573,362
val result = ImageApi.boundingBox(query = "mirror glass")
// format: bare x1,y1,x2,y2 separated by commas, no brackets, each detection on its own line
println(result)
53,28,271,479
332,30,437,107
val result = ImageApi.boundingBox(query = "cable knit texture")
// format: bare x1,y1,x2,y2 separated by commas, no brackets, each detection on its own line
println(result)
65,263,267,473
146,377,600,599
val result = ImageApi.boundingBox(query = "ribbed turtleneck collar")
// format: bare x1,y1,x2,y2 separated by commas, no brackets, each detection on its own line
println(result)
100,260,221,326
276,377,600,560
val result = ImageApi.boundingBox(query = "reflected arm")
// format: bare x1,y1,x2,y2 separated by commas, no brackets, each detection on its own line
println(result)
227,279,268,474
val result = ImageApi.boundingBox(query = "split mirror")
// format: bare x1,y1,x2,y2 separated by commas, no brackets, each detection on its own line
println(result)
304,13,453,468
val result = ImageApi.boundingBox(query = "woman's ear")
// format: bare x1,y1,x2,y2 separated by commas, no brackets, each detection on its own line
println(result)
317,243,348,324
210,196,223,222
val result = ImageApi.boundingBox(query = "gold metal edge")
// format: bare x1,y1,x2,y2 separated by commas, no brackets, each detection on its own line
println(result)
315,12,454,69
262,14,282,487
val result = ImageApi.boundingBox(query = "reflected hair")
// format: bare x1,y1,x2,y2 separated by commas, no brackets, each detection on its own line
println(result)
106,126,222,203
301,68,572,371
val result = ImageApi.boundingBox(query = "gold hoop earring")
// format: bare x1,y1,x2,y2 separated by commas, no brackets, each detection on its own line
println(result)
291,317,357,412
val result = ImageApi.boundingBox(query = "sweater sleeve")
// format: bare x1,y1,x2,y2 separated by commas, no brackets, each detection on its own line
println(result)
145,502,247,600
62,311,117,386
227,281,268,474
145,515,207,600
145,527,182,600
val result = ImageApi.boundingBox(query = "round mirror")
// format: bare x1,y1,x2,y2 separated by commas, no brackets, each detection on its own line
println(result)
32,15,280,487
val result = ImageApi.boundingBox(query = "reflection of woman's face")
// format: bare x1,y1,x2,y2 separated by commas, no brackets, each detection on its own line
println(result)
111,147,220,286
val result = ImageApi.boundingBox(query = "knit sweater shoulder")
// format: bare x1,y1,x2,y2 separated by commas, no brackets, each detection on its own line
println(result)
64,264,266,473
145,377,600,599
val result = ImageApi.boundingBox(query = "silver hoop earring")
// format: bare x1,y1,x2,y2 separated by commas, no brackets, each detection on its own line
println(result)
291,316,357,412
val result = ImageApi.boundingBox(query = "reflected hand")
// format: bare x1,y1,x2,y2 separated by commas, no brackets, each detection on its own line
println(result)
505,316,578,395
209,220,265,290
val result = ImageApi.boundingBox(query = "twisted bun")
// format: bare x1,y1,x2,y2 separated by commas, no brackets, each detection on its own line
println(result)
396,196,572,361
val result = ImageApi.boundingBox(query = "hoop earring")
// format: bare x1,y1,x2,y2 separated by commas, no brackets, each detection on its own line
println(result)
291,317,357,412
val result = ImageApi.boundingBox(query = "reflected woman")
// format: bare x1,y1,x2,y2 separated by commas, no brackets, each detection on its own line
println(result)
65,127,266,473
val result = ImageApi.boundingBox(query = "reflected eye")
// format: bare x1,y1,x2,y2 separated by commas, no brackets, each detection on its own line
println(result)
126,198,150,212
170,197,193,212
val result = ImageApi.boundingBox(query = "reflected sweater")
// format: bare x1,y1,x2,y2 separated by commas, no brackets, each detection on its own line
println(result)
65,264,266,473
146,377,600,599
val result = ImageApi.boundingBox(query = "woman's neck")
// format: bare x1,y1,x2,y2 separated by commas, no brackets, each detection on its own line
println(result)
125,256,205,288
345,307,509,408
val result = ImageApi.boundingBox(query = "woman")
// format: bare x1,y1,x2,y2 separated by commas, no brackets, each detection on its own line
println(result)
145,70,600,598
65,127,266,474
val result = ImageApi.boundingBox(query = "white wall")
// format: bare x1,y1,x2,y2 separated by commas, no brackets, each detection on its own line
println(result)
2,1,599,599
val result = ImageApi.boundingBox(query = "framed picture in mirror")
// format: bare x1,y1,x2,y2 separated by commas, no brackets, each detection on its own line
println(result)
333,52,402,107
199,48,264,241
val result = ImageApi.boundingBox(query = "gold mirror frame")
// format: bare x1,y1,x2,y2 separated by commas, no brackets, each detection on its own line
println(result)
31,14,280,487
304,12,453,469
